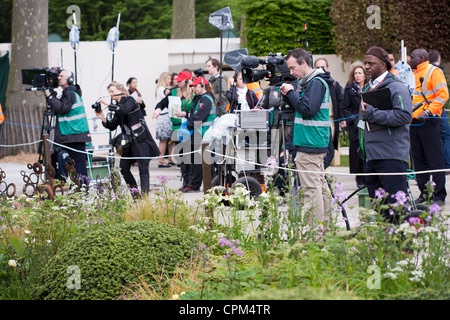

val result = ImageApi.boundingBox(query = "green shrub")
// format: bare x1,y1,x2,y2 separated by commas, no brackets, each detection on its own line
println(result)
32,221,196,300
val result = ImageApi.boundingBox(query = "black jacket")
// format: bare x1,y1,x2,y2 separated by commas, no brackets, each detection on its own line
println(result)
103,96,159,157
186,92,215,132
342,82,364,141
226,86,258,112
47,84,91,145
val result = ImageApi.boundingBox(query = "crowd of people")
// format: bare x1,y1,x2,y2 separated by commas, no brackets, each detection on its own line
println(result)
46,47,448,232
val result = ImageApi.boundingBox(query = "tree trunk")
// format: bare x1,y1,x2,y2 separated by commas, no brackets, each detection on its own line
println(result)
171,0,195,39
3,0,48,157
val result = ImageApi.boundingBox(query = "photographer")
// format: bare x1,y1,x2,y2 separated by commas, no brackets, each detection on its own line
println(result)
95,81,159,196
44,69,91,184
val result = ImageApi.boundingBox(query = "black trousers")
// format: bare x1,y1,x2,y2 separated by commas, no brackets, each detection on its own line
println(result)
410,118,447,201
52,142,87,182
349,139,365,174
180,140,203,190
365,159,409,224
120,142,151,193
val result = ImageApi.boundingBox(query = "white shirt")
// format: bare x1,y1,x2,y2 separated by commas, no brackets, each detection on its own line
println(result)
369,71,388,90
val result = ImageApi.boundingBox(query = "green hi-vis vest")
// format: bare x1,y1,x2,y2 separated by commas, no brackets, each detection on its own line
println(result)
194,94,216,136
293,77,330,148
58,90,89,135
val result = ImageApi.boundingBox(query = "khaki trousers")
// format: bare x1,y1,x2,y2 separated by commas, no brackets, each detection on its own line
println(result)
295,151,331,236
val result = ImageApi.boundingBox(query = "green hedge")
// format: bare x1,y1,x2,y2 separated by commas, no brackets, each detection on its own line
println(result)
32,221,195,300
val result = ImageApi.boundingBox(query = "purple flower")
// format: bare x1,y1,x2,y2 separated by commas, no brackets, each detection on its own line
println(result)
374,188,387,199
429,203,441,215
409,217,422,225
391,190,409,207
157,175,168,185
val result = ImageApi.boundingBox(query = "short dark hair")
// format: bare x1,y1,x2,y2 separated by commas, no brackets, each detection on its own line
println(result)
286,48,310,66
206,58,220,71
429,50,441,64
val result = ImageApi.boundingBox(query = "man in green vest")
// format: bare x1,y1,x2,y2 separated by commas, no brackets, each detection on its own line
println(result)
280,48,332,238
45,69,91,183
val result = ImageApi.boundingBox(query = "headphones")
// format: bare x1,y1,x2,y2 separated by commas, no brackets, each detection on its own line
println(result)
66,71,74,85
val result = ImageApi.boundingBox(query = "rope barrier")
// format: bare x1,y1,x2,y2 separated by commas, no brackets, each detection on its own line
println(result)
0,138,449,177
205,149,450,177
48,140,198,161
0,140,43,148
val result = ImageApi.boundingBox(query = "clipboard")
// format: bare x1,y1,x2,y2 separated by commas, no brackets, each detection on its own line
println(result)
362,87,392,131
168,96,182,118
362,88,392,110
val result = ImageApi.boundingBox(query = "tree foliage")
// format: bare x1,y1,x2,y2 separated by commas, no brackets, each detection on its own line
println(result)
241,0,335,57
330,0,450,63
47,0,173,41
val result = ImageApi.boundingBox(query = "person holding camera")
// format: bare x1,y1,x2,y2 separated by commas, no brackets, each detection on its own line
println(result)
95,81,159,196
279,48,333,238
44,69,91,184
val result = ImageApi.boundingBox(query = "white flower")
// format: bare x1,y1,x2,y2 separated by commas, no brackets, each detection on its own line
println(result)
391,267,403,273
396,260,409,267
24,230,31,235
172,294,179,300
8,260,17,267
384,272,397,280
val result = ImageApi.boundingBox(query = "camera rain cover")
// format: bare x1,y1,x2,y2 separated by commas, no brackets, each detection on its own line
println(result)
224,49,248,72
209,7,234,31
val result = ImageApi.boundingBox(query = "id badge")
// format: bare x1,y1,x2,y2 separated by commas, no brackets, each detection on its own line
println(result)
357,119,365,130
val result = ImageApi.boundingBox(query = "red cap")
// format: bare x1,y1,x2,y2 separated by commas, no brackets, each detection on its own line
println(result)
174,71,192,82
190,77,209,87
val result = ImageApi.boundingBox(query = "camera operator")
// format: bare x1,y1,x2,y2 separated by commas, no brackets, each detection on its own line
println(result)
95,81,159,196
279,48,332,238
44,69,91,184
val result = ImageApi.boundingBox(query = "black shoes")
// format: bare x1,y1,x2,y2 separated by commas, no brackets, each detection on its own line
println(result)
356,176,365,189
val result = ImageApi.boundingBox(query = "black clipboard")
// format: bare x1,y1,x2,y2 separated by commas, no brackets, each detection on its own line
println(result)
362,88,392,110
362,88,392,131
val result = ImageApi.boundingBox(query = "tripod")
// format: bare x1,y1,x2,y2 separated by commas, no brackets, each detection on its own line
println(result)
37,93,56,164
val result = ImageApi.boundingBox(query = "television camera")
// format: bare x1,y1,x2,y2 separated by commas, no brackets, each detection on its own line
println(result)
21,67,61,91
241,53,296,86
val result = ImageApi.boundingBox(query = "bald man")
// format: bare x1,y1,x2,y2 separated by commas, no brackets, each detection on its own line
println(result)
45,70,91,184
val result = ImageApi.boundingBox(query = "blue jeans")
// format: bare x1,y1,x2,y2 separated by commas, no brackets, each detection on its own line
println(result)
440,112,450,169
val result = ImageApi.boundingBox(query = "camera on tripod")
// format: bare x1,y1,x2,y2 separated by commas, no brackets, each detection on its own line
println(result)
241,53,296,86
22,67,61,90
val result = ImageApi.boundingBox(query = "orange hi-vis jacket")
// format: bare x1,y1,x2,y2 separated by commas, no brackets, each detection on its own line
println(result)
0,102,4,123
412,61,449,119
